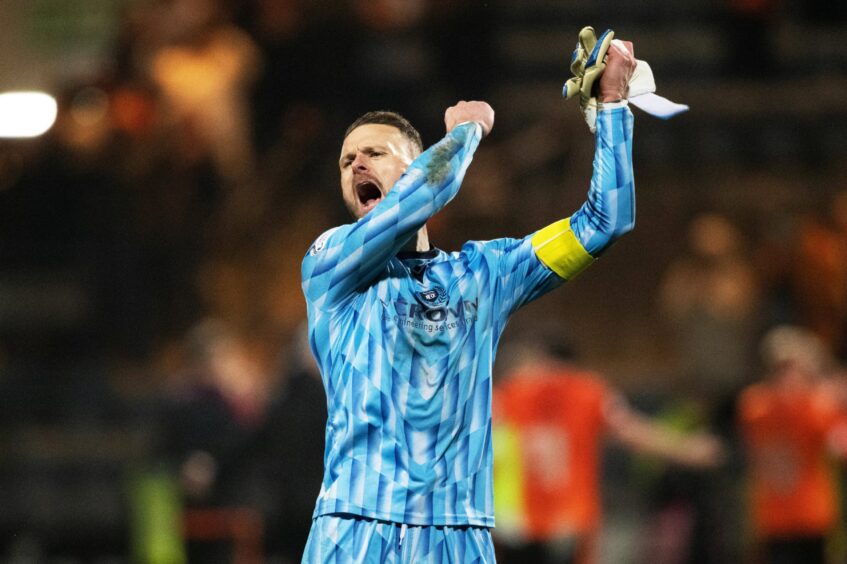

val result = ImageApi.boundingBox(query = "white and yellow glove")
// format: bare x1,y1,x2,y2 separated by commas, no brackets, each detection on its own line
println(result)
562,26,614,132
563,26,689,131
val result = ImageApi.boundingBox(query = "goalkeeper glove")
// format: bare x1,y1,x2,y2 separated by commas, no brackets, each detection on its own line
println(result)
564,28,690,129
562,26,614,132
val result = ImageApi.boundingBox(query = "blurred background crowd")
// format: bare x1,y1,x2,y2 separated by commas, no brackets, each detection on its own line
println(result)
0,0,846,562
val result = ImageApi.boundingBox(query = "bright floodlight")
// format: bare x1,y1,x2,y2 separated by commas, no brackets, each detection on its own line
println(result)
0,91,58,138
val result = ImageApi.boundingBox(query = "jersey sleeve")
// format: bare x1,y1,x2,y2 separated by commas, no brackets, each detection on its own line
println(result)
301,122,483,310
472,235,566,319
531,106,635,279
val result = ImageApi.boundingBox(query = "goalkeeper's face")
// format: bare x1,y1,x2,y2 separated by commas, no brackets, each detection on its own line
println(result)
339,124,418,219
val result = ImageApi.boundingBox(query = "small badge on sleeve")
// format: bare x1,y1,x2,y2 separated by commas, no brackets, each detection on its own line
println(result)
310,227,337,256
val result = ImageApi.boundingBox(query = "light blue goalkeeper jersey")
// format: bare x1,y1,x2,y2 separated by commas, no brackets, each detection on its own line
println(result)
301,108,634,528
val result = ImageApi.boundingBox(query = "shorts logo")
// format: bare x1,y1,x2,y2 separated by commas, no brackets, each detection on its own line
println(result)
418,286,447,306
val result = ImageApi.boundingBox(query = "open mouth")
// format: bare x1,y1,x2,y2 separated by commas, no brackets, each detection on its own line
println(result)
356,180,383,209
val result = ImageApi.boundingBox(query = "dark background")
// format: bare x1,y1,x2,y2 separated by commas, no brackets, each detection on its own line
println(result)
0,0,845,562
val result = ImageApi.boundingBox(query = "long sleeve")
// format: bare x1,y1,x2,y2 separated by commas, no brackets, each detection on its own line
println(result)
531,106,635,281
302,122,483,310
570,106,635,256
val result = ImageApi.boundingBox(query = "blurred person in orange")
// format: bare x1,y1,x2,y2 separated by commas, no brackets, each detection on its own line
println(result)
791,191,847,363
737,325,842,564
492,329,726,564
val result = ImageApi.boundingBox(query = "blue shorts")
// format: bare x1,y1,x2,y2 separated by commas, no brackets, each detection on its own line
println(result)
302,514,495,564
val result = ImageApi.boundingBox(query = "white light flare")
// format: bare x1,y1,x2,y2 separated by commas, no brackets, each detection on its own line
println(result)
0,91,58,138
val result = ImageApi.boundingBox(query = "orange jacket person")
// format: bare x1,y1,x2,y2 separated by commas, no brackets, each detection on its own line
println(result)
738,325,841,564
492,336,724,564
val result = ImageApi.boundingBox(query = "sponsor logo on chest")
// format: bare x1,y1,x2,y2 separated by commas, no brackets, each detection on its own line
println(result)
382,285,478,332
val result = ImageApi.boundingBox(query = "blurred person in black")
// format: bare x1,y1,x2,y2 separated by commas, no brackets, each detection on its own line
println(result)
162,319,266,501
254,326,326,563
159,320,326,563
158,318,269,561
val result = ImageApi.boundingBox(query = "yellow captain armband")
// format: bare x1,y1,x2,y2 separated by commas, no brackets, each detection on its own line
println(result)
531,217,595,280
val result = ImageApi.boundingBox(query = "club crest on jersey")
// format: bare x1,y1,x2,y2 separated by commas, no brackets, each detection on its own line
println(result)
418,286,447,306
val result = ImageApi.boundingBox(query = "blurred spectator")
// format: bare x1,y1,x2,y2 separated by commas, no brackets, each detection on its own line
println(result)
789,192,847,363
252,103,340,228
431,143,514,247
737,325,842,564
249,325,326,563
656,212,762,563
154,320,324,563
834,191,847,361
148,0,261,184
752,188,847,366
658,212,762,430
156,318,271,561
492,330,725,564
159,318,268,499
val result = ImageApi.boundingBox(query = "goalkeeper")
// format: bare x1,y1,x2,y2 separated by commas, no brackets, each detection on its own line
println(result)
300,32,637,563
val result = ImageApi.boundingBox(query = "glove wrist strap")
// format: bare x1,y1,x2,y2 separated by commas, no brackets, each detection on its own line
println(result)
598,100,628,111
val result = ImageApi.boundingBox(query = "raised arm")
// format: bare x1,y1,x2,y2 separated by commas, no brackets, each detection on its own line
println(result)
531,39,637,281
302,104,492,309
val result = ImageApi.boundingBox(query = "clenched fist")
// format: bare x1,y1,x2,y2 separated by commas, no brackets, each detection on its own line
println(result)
444,101,494,137
598,40,637,103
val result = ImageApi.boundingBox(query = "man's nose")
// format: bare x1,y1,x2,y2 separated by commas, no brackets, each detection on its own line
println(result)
352,152,369,171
